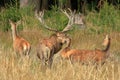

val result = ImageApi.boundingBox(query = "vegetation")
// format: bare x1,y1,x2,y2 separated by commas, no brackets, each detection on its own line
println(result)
0,2,120,80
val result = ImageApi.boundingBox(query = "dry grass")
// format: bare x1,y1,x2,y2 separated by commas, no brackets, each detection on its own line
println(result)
0,29,120,80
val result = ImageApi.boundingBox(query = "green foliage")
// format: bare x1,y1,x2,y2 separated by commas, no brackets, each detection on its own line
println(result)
99,3,120,29
87,2,120,33
44,9,68,31
0,5,34,32
0,1,120,33
0,6,21,31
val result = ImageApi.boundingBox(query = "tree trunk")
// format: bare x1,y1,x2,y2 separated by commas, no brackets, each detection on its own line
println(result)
66,0,71,9
41,0,48,10
20,0,29,8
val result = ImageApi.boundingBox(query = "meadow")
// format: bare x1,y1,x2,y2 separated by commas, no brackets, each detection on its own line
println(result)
0,3,120,80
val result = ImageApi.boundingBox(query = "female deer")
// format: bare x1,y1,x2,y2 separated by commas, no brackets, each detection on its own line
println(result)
61,35,111,64
9,20,31,56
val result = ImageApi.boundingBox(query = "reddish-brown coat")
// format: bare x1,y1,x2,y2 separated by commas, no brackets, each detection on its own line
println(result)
13,37,31,55
9,20,31,55
61,35,110,63
37,32,70,68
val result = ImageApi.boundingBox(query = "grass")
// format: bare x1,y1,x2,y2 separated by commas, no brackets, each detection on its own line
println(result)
0,3,120,80
0,30,120,80
0,50,119,80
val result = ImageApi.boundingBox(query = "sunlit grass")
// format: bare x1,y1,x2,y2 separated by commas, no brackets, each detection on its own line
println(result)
0,29,120,80
0,2,120,80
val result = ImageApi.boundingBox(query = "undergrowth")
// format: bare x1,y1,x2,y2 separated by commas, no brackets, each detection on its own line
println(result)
0,2,120,33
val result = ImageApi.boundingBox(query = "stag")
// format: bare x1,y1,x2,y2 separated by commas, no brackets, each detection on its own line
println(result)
9,20,31,56
35,9,76,68
60,35,111,65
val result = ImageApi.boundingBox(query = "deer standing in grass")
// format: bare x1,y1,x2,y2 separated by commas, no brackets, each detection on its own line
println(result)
35,9,84,68
9,20,31,56
60,35,111,65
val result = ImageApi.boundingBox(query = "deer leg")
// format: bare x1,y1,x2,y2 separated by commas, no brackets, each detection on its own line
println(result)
25,46,31,59
69,56,76,76
37,50,46,67
41,52,46,66
26,46,31,56
44,48,53,68
47,57,53,69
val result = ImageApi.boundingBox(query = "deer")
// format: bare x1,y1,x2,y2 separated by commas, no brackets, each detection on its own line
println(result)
60,35,111,65
35,9,81,68
9,19,31,57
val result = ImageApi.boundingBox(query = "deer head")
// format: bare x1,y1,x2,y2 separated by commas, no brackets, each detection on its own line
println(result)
9,19,22,31
102,35,110,46
35,10,72,46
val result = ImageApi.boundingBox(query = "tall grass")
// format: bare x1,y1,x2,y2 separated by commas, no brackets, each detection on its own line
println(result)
0,32,120,80
0,2,120,80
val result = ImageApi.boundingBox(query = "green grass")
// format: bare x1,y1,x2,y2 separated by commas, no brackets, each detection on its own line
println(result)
0,2,120,80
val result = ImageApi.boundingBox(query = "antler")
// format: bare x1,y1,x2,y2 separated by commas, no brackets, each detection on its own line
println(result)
61,8,76,32
61,8,86,31
35,10,58,32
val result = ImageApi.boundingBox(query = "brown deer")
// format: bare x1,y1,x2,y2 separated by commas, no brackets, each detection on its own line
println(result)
35,9,78,68
9,19,31,56
60,35,111,65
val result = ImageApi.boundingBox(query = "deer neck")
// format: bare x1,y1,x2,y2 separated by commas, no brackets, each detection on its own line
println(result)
12,26,18,41
67,38,71,47
49,35,62,53
54,42,63,53
103,39,110,52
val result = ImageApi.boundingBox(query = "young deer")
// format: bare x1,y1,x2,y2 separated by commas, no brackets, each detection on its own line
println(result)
60,35,111,64
9,20,31,56
35,9,76,68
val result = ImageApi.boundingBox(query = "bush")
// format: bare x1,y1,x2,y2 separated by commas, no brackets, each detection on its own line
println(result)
0,5,35,32
87,2,120,33
0,6,21,32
